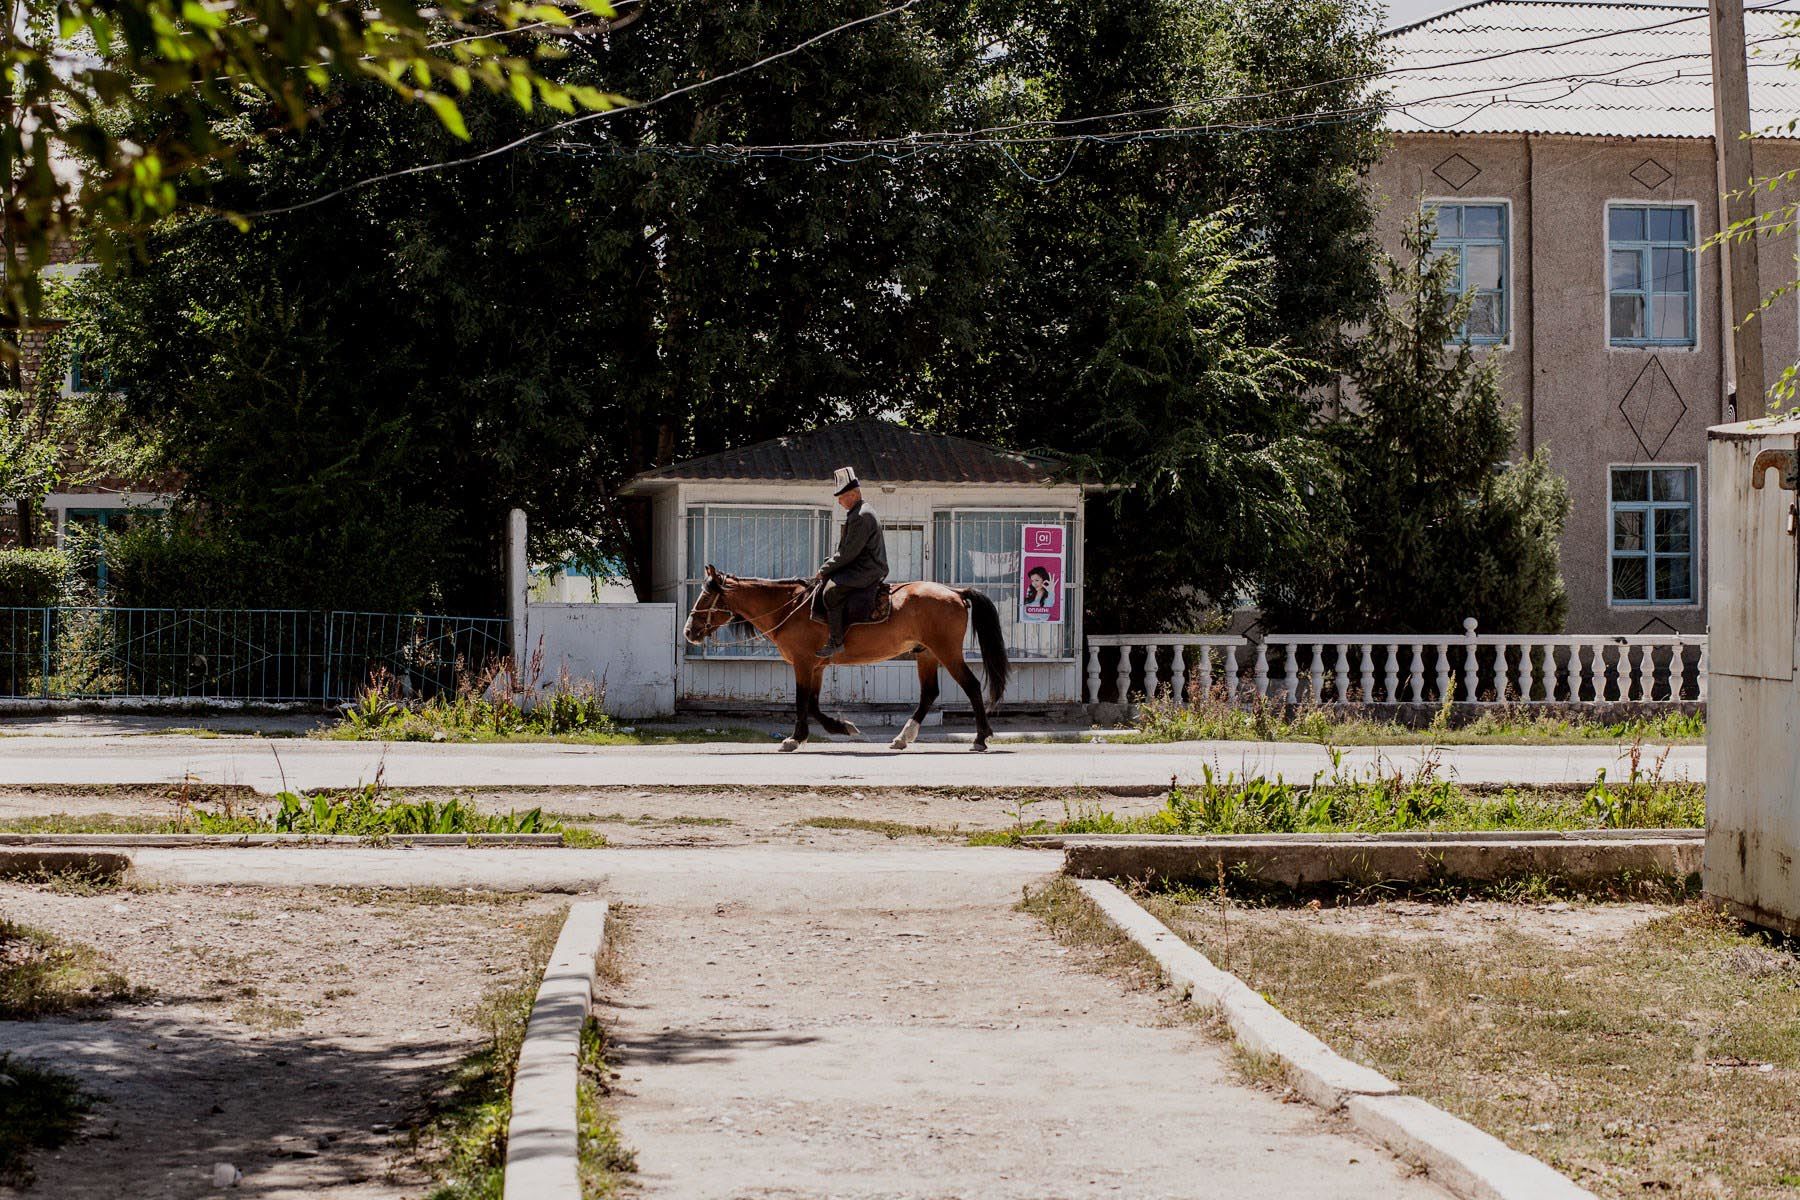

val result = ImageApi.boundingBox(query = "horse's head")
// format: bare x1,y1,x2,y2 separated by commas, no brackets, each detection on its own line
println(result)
684,565,737,645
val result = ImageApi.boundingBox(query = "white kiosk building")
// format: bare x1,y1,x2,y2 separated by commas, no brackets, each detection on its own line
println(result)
619,420,1096,712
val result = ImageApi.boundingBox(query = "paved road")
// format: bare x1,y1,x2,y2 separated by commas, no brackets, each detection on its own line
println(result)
123,844,1449,1199
0,735,1705,790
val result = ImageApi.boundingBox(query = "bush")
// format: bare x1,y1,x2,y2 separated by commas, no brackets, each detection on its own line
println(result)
101,517,265,608
0,549,67,607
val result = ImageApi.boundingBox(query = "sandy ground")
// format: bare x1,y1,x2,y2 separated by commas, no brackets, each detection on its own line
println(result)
0,884,567,1200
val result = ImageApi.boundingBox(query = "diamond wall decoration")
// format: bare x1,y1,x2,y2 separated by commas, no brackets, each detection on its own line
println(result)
1618,357,1689,460
1431,153,1481,190
1630,158,1673,191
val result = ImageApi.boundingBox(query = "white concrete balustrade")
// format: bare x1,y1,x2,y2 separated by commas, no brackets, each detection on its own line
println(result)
1086,620,1707,707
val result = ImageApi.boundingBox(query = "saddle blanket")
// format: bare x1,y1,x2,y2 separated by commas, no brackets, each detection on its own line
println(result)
809,582,896,629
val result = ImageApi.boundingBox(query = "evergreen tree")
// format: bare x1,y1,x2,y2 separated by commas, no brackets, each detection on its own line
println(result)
1074,215,1327,631
1261,212,1570,633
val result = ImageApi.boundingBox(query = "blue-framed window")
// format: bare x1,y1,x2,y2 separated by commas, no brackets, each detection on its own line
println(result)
1609,466,1695,605
66,348,109,394
63,507,164,594
1608,206,1695,347
1428,202,1508,344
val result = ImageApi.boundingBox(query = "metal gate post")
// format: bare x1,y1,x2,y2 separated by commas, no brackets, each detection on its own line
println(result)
321,611,335,709
40,608,51,700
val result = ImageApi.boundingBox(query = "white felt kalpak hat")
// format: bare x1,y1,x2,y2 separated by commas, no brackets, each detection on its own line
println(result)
832,467,861,496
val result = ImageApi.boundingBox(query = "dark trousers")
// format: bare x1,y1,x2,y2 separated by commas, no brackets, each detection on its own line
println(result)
821,578,854,643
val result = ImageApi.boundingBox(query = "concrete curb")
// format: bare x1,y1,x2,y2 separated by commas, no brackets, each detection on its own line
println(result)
0,833,564,848
1059,833,1701,890
503,899,609,1200
0,847,132,880
1073,880,1597,1200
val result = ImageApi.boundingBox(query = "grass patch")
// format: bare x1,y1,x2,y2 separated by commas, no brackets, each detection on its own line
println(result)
974,751,1701,844
0,920,132,1019
577,1017,636,1195
326,669,762,746
231,997,305,1031
799,817,960,840
0,1053,95,1187
1020,878,1165,990
415,905,635,1200
0,786,597,843
0,814,171,835
1156,895,1800,1199
1124,697,1705,746
568,813,735,829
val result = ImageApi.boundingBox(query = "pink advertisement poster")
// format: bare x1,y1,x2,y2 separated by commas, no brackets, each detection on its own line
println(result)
1020,524,1065,624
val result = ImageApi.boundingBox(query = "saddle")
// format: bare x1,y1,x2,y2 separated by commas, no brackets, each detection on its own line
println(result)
809,581,896,629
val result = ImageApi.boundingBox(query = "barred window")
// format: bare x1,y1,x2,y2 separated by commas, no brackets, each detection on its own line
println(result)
684,505,831,658
932,509,1077,660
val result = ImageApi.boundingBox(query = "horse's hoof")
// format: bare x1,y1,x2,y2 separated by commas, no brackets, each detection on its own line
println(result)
970,739,990,753
842,722,861,737
888,736,909,750
780,738,801,753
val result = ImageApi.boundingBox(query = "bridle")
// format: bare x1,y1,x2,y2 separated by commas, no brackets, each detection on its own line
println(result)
689,577,813,644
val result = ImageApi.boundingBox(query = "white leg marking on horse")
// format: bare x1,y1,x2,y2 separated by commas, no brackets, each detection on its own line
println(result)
841,721,861,738
888,718,920,750
780,737,801,753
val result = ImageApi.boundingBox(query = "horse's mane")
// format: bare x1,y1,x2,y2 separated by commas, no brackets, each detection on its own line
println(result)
712,574,811,591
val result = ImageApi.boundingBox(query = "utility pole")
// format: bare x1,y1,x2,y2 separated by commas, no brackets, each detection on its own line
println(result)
1711,0,1766,419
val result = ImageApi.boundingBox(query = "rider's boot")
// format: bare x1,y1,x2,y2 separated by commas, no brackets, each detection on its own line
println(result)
816,602,847,659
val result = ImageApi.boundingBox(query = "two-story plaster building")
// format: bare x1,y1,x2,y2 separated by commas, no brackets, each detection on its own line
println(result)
1374,0,1800,632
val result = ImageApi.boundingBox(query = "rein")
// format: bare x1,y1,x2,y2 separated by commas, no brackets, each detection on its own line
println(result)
698,580,815,645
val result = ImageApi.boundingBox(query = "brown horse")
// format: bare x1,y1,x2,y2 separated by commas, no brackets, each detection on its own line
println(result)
683,566,1010,752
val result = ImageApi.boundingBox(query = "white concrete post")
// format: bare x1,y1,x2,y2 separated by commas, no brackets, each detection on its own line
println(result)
507,508,529,680
1462,617,1480,702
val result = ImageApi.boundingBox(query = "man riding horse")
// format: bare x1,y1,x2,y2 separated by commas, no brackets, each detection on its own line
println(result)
683,462,1010,751
812,467,887,659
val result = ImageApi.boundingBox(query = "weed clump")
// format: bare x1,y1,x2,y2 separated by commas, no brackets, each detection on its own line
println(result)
0,1054,94,1187
343,665,618,743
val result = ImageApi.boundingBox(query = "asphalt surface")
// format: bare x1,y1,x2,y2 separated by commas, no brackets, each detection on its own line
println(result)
0,735,1704,791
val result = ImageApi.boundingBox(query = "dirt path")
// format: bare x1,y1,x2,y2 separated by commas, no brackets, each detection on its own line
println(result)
0,885,566,1200
597,852,1449,1200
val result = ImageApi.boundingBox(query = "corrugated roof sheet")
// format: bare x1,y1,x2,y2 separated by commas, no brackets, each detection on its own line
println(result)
1382,0,1800,138
622,419,1077,489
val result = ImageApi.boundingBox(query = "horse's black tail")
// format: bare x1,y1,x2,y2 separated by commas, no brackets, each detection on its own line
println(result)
961,589,1010,706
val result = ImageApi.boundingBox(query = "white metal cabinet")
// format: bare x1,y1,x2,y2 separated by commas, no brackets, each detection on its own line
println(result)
1705,418,1800,935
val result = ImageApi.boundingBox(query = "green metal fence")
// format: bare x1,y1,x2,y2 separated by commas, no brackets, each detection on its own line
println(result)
0,608,511,704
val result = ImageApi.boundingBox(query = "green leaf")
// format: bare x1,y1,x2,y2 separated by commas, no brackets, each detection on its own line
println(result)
421,91,469,140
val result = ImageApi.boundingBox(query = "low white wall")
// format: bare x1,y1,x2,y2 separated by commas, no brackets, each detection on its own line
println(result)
522,603,678,718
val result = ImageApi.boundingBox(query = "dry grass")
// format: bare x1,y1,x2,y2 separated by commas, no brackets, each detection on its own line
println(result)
0,919,132,1019
1152,894,1800,1199
1020,879,1167,997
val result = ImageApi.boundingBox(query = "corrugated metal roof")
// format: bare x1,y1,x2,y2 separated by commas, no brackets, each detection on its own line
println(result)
621,419,1078,490
1382,0,1800,138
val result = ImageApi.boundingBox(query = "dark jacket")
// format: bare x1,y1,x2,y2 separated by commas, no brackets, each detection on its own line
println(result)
818,501,888,588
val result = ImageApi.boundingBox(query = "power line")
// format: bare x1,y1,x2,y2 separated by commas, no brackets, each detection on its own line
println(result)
221,0,1800,214
526,34,1798,175
850,0,1797,145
